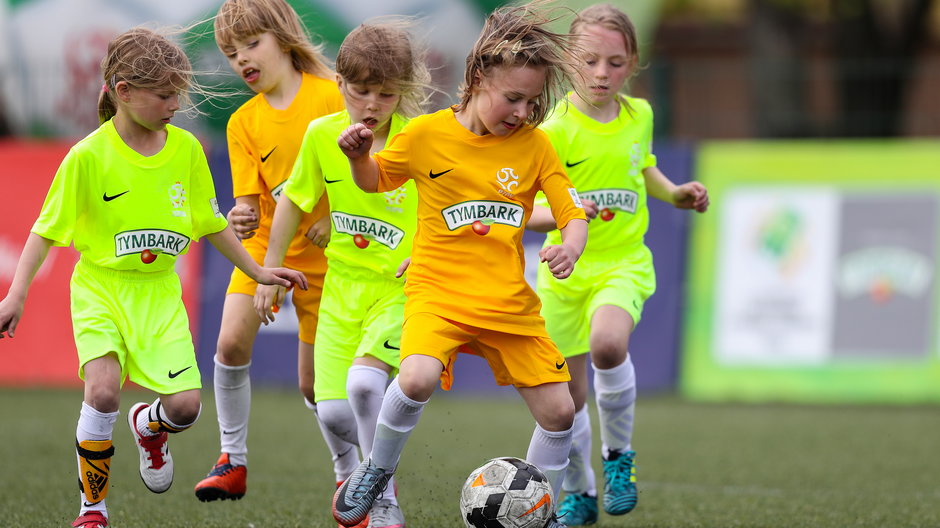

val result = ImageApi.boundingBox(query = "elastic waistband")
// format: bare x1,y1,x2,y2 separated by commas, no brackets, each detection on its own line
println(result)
76,257,176,283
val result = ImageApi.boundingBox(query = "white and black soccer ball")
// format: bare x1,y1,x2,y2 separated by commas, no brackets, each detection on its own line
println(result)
459,457,554,528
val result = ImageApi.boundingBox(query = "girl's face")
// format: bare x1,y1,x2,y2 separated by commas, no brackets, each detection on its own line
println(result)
576,24,632,108
339,79,400,134
467,64,546,136
121,84,180,131
221,32,294,94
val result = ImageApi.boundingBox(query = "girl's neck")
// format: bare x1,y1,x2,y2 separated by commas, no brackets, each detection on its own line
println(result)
263,68,304,110
570,92,620,124
454,106,488,136
370,122,392,155
112,114,167,157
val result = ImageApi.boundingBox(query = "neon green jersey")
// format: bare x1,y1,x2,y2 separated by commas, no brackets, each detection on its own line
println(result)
32,120,228,272
539,94,657,255
283,110,416,275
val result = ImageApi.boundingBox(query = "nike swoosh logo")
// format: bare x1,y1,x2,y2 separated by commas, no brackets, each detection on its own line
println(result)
325,178,343,184
566,159,587,168
83,501,101,508
103,190,129,202
383,340,400,350
222,429,238,435
555,360,566,370
261,146,277,162
168,366,192,379
429,169,453,179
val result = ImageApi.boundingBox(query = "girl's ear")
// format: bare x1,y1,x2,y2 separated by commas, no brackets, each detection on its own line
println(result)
114,80,132,102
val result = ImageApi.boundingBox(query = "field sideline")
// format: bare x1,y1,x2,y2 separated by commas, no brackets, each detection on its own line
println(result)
3,387,938,527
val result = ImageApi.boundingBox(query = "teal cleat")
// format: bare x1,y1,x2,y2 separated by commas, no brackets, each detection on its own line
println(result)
602,450,638,515
556,493,598,526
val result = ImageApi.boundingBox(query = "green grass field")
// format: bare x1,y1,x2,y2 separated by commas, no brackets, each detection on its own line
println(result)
4,387,938,527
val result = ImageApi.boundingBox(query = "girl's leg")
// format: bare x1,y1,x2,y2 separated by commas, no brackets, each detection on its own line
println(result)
76,354,122,522
128,389,201,494
559,354,596,496
517,381,576,501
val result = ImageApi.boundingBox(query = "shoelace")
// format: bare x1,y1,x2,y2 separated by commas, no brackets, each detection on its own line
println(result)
207,462,238,478
350,464,389,500
137,432,167,469
604,455,635,493
558,494,594,516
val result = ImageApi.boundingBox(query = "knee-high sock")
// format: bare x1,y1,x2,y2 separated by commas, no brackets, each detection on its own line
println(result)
562,406,596,495
371,377,427,472
306,399,361,482
213,356,250,466
593,357,636,457
76,402,117,516
526,424,573,502
136,397,200,435
347,365,397,501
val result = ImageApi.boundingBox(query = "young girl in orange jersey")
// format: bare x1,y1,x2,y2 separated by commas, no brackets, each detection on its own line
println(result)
332,4,588,528
194,0,350,503
529,5,708,525
0,27,306,528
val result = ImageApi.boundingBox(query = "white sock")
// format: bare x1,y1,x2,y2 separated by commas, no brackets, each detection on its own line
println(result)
136,397,199,436
213,356,251,466
347,365,396,502
594,357,636,457
526,423,572,502
307,399,361,482
76,402,117,516
372,377,426,471
563,406,596,496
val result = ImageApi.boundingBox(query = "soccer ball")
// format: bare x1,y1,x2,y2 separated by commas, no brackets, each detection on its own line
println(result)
459,457,554,528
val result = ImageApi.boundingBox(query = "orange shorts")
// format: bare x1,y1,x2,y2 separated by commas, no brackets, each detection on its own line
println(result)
401,312,570,390
226,235,326,344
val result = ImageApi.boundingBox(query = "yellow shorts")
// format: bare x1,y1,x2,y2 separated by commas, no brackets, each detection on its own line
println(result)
226,234,326,343
313,264,404,401
537,245,656,358
71,258,200,394
401,312,570,390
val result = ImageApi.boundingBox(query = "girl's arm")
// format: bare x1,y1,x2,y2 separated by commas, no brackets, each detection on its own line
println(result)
255,196,306,323
527,200,599,233
338,123,380,192
227,195,262,239
0,233,54,338
538,218,588,280
643,166,709,213
205,227,307,291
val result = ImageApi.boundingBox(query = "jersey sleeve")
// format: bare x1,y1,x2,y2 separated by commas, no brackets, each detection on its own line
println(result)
189,142,229,240
636,99,657,169
31,148,80,246
374,129,413,193
226,115,265,198
283,122,327,213
536,137,586,229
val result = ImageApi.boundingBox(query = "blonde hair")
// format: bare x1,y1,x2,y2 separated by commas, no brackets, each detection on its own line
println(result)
97,27,194,124
571,3,641,112
457,1,578,127
335,19,432,118
214,0,332,78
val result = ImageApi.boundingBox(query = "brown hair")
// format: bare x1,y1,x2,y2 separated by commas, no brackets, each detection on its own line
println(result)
97,27,194,124
335,19,432,118
456,1,579,127
214,0,332,78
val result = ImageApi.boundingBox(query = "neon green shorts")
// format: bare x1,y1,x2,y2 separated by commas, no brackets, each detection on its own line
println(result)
536,245,656,358
313,264,404,401
70,258,201,394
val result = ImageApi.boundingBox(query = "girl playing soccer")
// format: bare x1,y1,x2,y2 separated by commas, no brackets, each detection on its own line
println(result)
194,0,349,503
0,27,306,528
528,4,709,525
332,4,588,528
257,20,431,528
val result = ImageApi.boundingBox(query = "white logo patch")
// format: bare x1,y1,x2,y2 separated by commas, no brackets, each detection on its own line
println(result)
115,229,191,257
169,181,186,217
496,167,520,193
441,200,524,231
331,212,406,249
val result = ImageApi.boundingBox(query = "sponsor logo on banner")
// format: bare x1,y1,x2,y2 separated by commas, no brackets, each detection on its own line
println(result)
441,200,524,231
115,229,191,257
331,212,405,250
838,246,931,303
579,189,638,214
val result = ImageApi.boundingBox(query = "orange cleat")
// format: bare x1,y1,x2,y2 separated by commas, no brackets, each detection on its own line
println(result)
194,453,247,502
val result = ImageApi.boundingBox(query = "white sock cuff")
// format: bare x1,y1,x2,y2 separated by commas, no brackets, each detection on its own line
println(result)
149,398,201,432
593,357,635,392
214,355,251,371
529,424,573,471
78,402,118,440
386,377,427,416
347,365,390,394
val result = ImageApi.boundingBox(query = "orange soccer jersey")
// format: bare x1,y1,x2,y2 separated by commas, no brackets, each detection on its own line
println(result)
226,72,343,273
374,107,586,336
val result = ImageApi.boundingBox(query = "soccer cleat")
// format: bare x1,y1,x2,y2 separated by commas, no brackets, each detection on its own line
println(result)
72,511,108,528
602,450,638,515
556,493,598,526
368,498,405,528
195,453,247,502
128,402,173,493
336,481,369,528
543,512,568,528
332,458,393,527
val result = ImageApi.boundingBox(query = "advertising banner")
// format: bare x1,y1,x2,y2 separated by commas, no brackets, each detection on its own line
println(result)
682,141,940,403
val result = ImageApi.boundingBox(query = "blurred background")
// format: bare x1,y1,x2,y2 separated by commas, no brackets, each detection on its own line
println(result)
2,0,940,404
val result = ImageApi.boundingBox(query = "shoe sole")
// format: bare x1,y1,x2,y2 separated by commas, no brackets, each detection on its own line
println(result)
195,486,245,502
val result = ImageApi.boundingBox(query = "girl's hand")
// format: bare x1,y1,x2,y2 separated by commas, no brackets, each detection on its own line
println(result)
395,257,411,279
0,296,24,339
539,244,579,279
305,215,331,248
256,267,307,291
227,203,260,240
581,198,599,222
673,182,709,213
254,284,289,325
337,123,374,159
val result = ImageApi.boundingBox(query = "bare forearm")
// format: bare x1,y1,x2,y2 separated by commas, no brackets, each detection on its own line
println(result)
350,156,380,193
6,233,53,301
265,197,304,267
526,206,558,233
559,218,587,259
643,166,677,205
206,228,264,281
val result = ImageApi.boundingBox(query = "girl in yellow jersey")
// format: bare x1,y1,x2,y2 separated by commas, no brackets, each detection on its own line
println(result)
0,28,306,528
194,0,348,503
332,4,588,528
529,5,709,525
